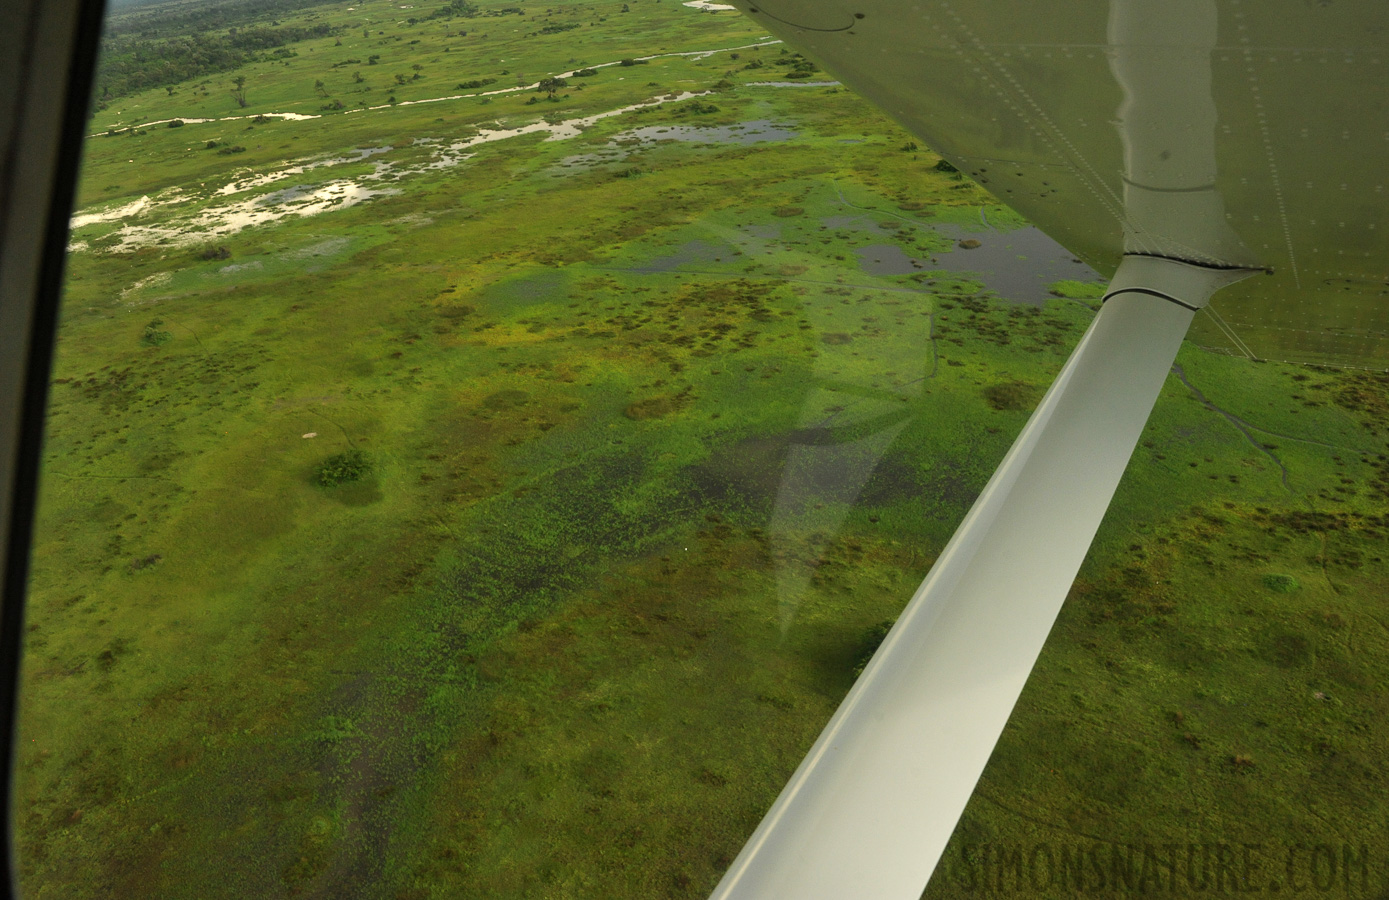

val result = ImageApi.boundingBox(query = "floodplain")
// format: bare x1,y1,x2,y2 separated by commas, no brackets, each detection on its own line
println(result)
16,0,1389,897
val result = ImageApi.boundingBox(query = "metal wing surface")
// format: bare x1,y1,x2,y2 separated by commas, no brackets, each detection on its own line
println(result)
729,0,1389,368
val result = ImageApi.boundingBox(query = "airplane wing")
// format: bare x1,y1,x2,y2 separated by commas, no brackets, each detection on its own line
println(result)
710,2,1387,897
728,0,1389,370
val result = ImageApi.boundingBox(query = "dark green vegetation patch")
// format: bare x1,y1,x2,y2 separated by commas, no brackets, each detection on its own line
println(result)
981,379,1040,411
139,319,172,347
314,449,370,487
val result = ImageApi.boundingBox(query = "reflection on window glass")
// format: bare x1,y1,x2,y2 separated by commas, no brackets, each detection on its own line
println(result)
17,0,1387,897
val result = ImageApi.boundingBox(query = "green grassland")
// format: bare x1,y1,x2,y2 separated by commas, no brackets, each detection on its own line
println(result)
17,0,1389,897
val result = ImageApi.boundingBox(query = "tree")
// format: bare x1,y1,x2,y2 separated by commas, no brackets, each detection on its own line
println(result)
314,78,329,98
538,76,567,98
353,70,364,84
230,75,247,108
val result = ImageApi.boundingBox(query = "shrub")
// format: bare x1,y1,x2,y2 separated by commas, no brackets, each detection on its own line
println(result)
167,119,185,128
315,449,371,487
141,319,172,347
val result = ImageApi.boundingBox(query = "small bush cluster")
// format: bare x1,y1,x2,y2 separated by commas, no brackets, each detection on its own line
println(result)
315,449,371,487
140,319,172,347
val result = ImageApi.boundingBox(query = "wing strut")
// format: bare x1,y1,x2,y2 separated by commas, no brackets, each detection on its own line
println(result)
710,254,1258,900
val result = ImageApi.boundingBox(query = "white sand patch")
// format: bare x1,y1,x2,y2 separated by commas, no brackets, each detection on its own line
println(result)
119,271,172,302
213,145,397,195
425,89,720,161
684,1,738,10
71,195,151,229
217,261,264,274
75,91,733,252
67,38,798,254
103,181,402,252
93,111,320,135
217,146,393,196
280,237,351,259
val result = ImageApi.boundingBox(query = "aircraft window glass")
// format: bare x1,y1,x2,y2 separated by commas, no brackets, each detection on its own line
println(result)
15,0,1387,896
